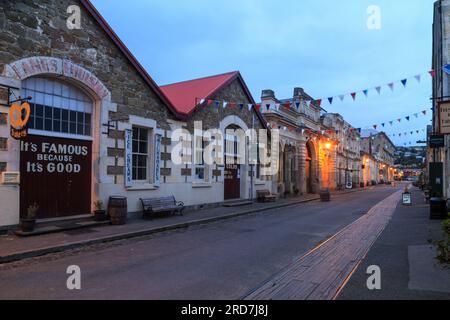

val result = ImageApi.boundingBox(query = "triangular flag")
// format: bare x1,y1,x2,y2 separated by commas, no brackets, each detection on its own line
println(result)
255,104,261,111
207,100,214,106
285,102,292,109
239,103,244,110
222,101,228,108
422,110,427,115
306,100,311,108
429,70,436,77
414,74,421,83
266,104,271,111
339,95,345,102
416,130,419,134
275,103,280,111
414,113,418,118
410,131,413,135
389,121,393,126
351,92,357,101
444,64,450,75
363,89,368,97
381,123,385,127
295,102,300,110
316,99,322,108
228,102,236,109
388,83,395,91
373,125,378,130
247,104,253,111
406,116,410,121
328,97,333,105
401,79,407,87
375,86,381,94
215,101,220,108
199,99,205,104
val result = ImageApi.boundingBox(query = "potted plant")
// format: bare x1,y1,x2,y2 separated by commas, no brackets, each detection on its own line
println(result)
93,200,107,221
21,203,38,232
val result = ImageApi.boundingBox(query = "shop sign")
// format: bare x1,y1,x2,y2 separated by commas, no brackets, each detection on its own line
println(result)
124,129,132,187
9,102,30,140
154,134,162,187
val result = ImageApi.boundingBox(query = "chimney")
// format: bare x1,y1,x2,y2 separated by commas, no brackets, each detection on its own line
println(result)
293,87,305,99
261,89,275,100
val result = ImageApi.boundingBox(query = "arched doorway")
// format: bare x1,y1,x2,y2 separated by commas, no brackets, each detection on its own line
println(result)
305,142,313,193
19,77,94,219
224,124,243,200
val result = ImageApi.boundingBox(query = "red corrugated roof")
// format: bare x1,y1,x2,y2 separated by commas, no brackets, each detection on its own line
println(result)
160,71,240,115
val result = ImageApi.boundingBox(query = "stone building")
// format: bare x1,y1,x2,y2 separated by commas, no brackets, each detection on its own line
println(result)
260,88,337,196
360,131,396,183
160,71,272,204
321,113,361,189
360,151,379,186
0,0,270,228
431,0,450,198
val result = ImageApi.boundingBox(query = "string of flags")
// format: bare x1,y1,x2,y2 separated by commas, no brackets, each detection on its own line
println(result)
197,98,322,112
386,129,427,138
321,70,435,105
369,109,429,130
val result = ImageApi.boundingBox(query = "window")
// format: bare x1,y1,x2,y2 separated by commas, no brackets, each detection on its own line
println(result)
132,127,148,181
194,135,205,181
22,77,93,137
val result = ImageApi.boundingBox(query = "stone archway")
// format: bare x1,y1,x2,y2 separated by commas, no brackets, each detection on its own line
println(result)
5,56,116,214
305,140,319,193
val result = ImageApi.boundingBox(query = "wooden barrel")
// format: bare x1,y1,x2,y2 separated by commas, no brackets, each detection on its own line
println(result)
319,189,331,202
108,196,128,225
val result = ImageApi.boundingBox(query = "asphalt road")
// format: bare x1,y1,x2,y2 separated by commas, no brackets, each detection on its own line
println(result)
0,186,400,300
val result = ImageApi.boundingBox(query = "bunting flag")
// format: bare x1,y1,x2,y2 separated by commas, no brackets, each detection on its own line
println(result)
363,89,369,97
222,101,228,109
351,92,357,101
381,123,385,127
239,103,244,110
285,102,292,109
375,86,382,95
266,104,271,111
316,99,322,108
373,125,378,130
328,97,333,105
306,100,311,108
294,102,300,110
255,104,261,111
429,70,436,78
207,99,213,106
339,95,345,102
247,104,252,111
275,103,280,111
415,75,421,83
414,113,418,118
215,101,220,108
401,79,407,87
389,121,393,126
397,118,401,123
388,83,395,91
422,110,427,115
406,116,410,121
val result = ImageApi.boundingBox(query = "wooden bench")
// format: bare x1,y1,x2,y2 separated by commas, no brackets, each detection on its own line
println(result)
140,196,185,219
256,190,277,203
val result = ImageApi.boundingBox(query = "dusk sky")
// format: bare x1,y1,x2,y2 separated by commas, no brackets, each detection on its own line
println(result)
91,0,435,146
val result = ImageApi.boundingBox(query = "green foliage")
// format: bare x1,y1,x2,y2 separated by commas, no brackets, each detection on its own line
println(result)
436,215,450,265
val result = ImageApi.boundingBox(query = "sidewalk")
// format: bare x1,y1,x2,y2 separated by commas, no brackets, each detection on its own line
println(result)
338,187,450,300
0,188,364,264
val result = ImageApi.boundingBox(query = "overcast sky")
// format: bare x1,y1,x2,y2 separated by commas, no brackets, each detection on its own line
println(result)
91,0,435,146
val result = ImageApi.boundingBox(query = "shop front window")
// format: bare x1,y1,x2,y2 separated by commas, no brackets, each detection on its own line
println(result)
22,77,93,137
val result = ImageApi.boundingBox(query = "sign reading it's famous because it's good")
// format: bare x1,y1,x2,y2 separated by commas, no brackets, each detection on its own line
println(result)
20,136,91,174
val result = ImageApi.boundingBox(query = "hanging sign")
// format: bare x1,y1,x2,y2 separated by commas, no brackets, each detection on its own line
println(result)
438,101,450,134
430,135,445,148
9,102,30,140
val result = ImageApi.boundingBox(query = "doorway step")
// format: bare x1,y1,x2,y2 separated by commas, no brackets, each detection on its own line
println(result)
14,214,110,237
222,200,253,207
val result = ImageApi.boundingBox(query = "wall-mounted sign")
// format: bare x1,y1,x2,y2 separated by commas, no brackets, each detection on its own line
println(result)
9,102,30,140
154,134,162,187
429,134,445,148
438,101,450,134
124,129,132,187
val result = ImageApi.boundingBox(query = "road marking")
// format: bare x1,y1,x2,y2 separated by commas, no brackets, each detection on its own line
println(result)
244,189,403,300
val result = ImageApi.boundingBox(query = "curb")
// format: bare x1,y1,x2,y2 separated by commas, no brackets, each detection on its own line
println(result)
0,188,364,265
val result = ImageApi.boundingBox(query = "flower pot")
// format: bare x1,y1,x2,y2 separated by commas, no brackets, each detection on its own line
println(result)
20,219,36,232
94,210,107,222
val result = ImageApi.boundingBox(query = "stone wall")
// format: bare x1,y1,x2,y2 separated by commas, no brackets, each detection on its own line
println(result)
0,0,173,128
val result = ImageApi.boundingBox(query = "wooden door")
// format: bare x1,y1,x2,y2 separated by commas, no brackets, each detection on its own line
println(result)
224,164,240,200
20,135,92,219
306,160,312,193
